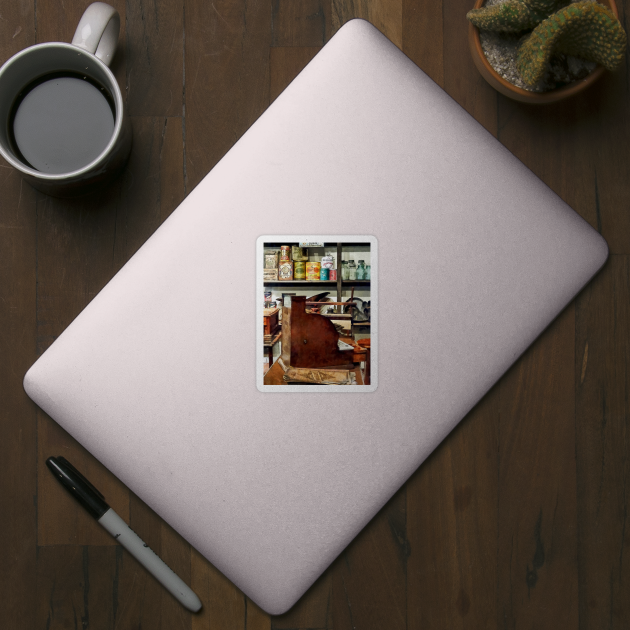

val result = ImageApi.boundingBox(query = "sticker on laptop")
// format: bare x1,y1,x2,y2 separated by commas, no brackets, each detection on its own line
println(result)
256,235,377,392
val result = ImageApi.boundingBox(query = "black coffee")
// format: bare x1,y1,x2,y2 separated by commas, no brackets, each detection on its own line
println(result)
10,73,115,174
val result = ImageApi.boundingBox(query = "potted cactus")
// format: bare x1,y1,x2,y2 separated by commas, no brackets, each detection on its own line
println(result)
467,0,627,103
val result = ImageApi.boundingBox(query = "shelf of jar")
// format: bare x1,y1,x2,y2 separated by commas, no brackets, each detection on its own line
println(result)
263,280,338,286
263,280,370,286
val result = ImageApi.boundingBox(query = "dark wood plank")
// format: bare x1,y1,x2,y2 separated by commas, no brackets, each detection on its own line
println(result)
496,97,598,225
331,0,402,48
271,0,332,46
0,5,39,629
582,71,630,254
497,305,578,628
443,0,497,131
271,573,332,629
495,67,630,258
0,132,38,630
184,0,272,192
402,0,444,88
126,0,183,117
331,485,407,630
36,545,118,630
270,47,321,103
407,393,499,629
576,256,630,629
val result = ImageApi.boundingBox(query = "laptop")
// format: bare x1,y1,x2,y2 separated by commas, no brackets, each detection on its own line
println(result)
23,19,608,614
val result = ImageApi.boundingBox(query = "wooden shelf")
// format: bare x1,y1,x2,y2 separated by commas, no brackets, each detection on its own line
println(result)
264,280,370,286
264,280,338,286
263,242,371,248
263,243,371,311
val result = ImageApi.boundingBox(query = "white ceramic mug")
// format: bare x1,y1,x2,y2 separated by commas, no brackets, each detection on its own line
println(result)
0,2,131,197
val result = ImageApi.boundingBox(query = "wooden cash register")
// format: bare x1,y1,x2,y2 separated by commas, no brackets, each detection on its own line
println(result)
279,296,354,370
261,295,367,385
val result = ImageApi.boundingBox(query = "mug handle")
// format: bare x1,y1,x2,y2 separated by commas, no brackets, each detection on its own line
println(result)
71,2,120,67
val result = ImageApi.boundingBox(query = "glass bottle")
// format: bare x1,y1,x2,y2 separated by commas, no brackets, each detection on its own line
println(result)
348,260,357,281
365,264,371,280
356,260,365,280
341,260,349,280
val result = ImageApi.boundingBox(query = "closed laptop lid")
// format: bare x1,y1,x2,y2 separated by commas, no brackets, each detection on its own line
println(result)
24,19,607,614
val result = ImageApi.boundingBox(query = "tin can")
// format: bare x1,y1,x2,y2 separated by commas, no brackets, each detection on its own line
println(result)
264,290,272,303
321,255,334,269
320,268,330,281
306,262,321,281
329,269,337,281
280,246,291,261
264,252,278,269
279,261,293,280
294,261,306,280
291,246,308,261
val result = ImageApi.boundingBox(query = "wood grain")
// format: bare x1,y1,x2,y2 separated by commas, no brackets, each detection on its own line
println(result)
332,0,403,48
497,304,579,629
407,392,499,629
443,0,497,131
36,545,118,630
270,47,321,103
125,0,184,117
271,0,332,46
576,256,630,629
0,5,39,629
403,0,444,87
331,486,408,630
184,0,271,191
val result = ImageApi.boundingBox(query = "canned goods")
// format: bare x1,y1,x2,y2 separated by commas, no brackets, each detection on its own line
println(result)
264,252,278,269
279,261,293,280
294,261,306,280
329,269,337,281
320,268,330,281
321,255,334,269
291,246,308,261
280,246,291,261
306,262,321,281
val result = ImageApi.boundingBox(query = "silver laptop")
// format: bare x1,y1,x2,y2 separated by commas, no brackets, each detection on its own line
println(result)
23,19,607,614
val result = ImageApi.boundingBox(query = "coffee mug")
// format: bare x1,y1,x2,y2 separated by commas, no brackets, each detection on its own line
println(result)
0,2,132,197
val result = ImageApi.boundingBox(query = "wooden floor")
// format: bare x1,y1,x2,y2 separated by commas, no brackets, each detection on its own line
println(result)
1,0,629,628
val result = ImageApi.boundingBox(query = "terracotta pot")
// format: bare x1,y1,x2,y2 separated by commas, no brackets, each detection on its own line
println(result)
468,0,619,103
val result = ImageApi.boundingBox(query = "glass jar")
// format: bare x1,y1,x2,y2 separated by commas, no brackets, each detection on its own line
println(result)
341,260,349,281
348,260,356,281
356,260,365,280
365,264,371,280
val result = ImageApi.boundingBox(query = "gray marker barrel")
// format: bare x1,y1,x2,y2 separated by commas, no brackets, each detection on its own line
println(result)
98,508,202,612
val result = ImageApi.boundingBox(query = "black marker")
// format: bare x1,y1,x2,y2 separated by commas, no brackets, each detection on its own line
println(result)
46,456,202,612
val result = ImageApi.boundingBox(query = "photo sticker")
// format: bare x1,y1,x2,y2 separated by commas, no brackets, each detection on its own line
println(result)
257,236,377,392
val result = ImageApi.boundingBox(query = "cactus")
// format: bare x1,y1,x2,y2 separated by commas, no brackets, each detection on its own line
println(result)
467,0,568,33
516,1,627,85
